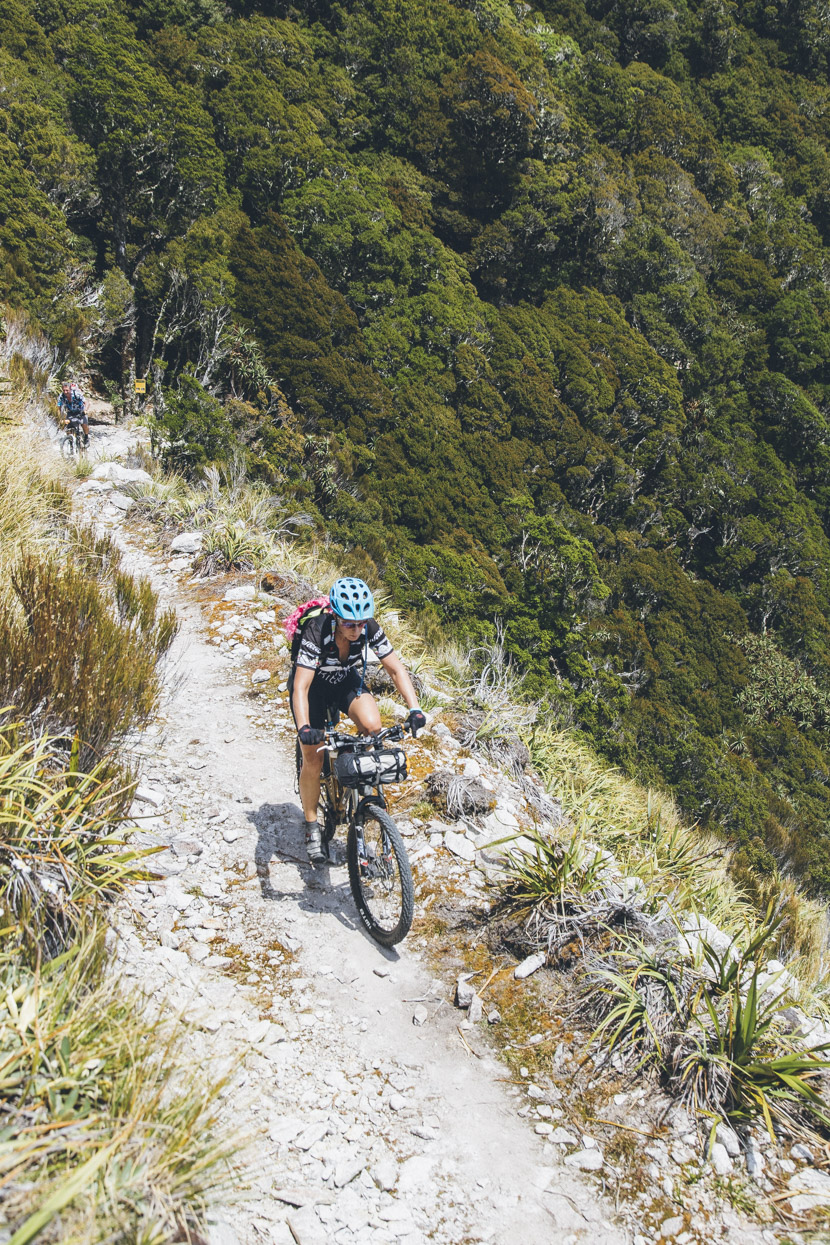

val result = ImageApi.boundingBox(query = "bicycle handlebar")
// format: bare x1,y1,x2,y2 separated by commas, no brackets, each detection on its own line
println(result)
317,723,408,752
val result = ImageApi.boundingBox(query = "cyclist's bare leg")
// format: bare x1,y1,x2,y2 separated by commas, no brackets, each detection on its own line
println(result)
348,692,382,735
298,742,324,823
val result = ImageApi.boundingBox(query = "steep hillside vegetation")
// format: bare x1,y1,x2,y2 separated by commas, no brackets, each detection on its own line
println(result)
4,0,830,900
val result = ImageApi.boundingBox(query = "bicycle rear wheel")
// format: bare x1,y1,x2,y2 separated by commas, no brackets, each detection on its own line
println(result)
347,805,414,946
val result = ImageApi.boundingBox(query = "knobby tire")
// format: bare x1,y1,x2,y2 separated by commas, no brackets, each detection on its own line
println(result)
347,805,413,947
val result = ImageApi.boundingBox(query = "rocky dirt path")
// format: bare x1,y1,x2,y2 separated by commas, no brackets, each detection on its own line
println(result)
72,422,632,1245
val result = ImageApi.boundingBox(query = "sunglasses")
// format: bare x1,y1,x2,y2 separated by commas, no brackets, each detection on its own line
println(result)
340,619,367,630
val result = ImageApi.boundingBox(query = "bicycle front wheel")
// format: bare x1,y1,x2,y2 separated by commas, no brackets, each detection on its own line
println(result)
347,805,414,946
60,434,76,458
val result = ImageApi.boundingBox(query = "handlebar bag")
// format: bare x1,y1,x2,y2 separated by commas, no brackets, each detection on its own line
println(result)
375,748,407,783
334,748,407,787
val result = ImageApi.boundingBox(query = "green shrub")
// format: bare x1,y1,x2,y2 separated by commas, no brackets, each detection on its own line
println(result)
0,554,177,767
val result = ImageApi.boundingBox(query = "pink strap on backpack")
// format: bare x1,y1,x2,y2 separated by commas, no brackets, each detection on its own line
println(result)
284,597,331,640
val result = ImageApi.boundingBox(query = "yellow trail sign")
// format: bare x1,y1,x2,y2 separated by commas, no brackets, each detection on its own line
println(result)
134,378,146,394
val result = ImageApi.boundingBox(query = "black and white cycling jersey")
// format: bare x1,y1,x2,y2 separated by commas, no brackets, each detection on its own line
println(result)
295,613,393,686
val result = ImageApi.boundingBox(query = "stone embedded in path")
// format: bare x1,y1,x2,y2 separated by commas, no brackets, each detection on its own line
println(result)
468,993,483,1023
397,1155,434,1192
91,461,152,484
109,491,134,512
171,836,204,856
658,1216,684,1239
251,668,271,684
412,1005,428,1026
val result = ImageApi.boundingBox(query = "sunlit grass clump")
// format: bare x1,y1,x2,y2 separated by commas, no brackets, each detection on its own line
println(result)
0,934,236,1245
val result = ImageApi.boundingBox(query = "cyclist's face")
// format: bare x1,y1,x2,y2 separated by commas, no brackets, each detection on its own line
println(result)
339,619,367,634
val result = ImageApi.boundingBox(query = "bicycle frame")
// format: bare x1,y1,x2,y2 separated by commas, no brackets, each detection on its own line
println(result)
319,724,402,830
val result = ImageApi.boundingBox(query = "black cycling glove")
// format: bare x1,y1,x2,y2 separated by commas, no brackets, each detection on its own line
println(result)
407,708,427,737
298,724,325,745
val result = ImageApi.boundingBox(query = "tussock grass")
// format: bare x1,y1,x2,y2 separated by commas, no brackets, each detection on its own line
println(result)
0,715,154,958
0,933,237,1244
582,915,830,1141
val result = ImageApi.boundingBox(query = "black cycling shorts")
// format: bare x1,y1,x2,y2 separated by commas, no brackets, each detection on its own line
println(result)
289,668,366,730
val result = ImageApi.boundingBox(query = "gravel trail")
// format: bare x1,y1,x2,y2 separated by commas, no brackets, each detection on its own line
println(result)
77,423,629,1245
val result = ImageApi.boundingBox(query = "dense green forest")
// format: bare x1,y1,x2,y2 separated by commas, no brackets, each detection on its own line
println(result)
5,0,830,895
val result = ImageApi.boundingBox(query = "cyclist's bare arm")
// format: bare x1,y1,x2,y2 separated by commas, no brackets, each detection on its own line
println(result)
291,665,315,727
378,652,419,711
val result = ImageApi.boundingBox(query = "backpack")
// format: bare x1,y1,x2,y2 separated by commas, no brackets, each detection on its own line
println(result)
285,598,332,662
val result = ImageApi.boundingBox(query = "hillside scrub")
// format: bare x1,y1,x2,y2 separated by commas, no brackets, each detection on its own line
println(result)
0,393,232,1242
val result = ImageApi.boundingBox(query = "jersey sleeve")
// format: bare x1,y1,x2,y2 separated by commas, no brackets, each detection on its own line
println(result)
367,619,394,660
294,615,324,670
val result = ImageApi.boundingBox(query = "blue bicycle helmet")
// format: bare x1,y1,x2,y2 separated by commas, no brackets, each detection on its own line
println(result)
330,577,374,620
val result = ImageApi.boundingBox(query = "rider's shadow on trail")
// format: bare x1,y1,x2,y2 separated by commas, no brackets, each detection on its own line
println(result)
247,801,368,936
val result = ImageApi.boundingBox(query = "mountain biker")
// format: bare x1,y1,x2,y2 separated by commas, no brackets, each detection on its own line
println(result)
58,381,89,446
290,577,427,863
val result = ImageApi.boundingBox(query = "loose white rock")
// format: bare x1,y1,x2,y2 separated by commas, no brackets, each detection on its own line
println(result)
444,830,475,862
564,1149,603,1172
788,1167,830,1212
170,532,202,553
251,668,271,684
133,784,165,808
514,952,546,980
715,1122,741,1157
224,585,256,602
709,1143,733,1176
372,1158,398,1192
109,491,134,512
455,976,476,1008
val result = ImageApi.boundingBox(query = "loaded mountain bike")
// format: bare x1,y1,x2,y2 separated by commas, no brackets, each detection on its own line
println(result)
60,416,85,457
295,723,415,947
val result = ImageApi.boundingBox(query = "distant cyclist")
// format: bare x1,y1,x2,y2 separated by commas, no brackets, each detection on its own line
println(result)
57,381,89,447
289,577,426,862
